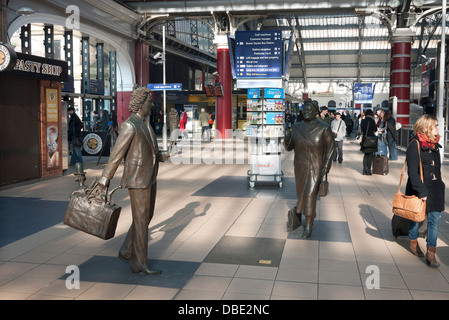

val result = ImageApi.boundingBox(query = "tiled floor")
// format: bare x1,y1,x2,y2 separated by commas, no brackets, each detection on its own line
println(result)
1,134,449,300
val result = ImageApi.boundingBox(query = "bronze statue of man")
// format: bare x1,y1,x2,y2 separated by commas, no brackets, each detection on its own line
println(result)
284,100,336,238
96,87,162,274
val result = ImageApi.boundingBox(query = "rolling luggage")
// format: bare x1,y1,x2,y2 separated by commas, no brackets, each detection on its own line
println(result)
373,135,389,175
373,155,389,175
391,214,409,237
392,214,428,238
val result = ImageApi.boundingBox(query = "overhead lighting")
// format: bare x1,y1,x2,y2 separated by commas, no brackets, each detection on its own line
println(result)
387,0,402,8
16,7,36,15
413,0,425,7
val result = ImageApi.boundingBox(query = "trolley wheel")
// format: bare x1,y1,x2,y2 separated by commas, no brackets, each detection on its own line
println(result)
279,182,283,188
249,181,255,188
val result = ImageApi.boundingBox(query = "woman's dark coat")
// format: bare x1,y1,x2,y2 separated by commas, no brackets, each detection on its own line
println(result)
360,116,378,153
405,137,445,213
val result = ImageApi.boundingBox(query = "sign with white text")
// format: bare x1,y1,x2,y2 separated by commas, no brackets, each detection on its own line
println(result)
147,83,182,91
235,31,283,79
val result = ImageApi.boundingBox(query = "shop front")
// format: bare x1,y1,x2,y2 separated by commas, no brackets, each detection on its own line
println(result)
0,43,68,186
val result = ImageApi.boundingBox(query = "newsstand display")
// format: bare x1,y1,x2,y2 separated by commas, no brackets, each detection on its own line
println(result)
246,88,285,188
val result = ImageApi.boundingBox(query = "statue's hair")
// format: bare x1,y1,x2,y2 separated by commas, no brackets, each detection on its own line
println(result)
129,87,151,113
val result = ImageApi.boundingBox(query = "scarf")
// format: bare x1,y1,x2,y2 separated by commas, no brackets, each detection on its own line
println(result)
417,132,440,149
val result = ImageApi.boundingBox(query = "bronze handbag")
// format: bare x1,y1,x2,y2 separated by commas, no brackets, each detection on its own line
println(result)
392,140,426,223
319,174,329,197
64,180,121,240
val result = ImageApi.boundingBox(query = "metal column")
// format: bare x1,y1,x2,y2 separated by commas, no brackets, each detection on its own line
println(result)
44,24,54,59
81,37,90,122
96,43,104,111
64,30,74,109
109,51,117,112
20,24,31,54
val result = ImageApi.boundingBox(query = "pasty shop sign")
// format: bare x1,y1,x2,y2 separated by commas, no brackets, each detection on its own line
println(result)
0,43,67,82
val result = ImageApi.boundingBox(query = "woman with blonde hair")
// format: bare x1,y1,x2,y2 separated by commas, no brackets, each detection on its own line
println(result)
406,114,445,267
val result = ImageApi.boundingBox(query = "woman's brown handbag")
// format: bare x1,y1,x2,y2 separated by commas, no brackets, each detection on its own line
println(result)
392,140,426,223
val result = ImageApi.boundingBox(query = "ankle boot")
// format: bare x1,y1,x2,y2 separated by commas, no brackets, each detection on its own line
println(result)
302,217,314,238
409,239,424,257
426,247,440,268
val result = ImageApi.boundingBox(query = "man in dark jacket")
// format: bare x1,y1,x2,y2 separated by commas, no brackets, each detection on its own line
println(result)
284,100,336,238
68,106,84,165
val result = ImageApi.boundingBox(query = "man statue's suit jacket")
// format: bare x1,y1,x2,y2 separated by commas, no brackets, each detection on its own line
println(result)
99,113,159,189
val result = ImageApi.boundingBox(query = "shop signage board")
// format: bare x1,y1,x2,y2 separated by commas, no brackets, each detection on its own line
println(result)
1,50,68,82
235,30,283,79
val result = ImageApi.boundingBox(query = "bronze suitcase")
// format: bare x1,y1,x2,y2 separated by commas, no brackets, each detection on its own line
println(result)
64,183,121,240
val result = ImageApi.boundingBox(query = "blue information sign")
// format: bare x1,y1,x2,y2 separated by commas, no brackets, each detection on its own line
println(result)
353,83,375,102
263,88,284,99
147,83,182,91
235,30,283,79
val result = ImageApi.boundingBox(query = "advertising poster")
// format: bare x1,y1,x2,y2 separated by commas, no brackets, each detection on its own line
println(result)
46,88,58,122
353,83,375,103
46,88,60,168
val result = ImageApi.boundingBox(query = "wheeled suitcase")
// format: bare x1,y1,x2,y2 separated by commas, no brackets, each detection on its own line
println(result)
373,136,389,175
392,214,428,238
391,214,409,237
373,155,389,175
64,181,121,240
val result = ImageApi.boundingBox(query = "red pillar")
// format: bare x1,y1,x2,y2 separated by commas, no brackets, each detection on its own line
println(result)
215,37,232,138
390,28,414,125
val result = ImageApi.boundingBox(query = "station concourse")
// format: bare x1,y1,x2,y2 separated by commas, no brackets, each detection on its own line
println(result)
0,0,449,303
0,135,448,300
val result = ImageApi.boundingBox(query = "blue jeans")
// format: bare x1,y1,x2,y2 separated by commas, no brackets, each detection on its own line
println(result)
70,145,84,164
387,137,398,160
409,211,441,248
333,140,343,161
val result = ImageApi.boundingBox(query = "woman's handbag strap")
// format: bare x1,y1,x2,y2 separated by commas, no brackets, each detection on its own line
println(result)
398,139,423,191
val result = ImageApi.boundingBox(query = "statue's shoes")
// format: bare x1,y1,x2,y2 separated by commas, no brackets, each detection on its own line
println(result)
131,266,161,275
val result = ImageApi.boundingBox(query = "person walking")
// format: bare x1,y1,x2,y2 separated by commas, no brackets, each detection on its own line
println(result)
68,106,84,165
384,110,399,160
406,114,445,267
319,106,331,125
360,109,377,175
179,107,187,139
331,112,346,163
198,108,210,141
